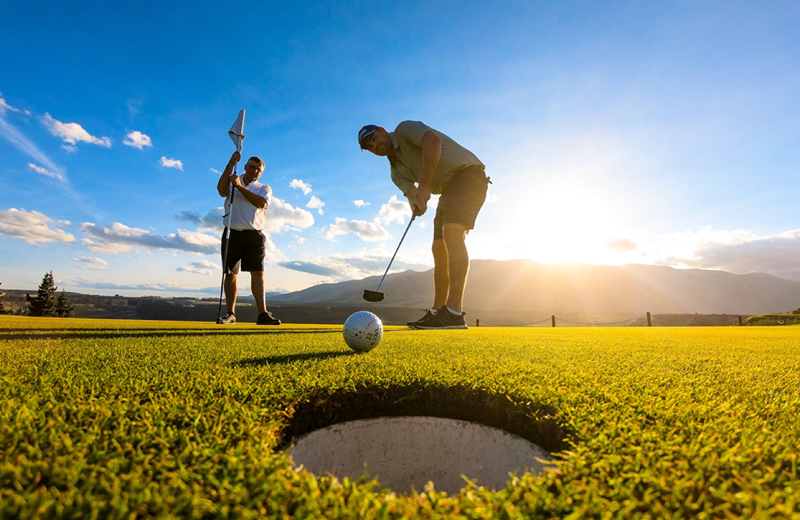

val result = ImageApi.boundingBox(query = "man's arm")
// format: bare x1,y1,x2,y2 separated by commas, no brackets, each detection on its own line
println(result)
232,179,268,209
217,151,240,197
412,130,442,215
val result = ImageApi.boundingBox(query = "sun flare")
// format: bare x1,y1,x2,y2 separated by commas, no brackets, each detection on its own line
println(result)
500,186,626,264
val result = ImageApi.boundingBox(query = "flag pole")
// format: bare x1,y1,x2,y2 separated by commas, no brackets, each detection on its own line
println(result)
216,110,246,323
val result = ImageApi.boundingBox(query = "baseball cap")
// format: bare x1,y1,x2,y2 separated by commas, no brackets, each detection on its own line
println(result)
358,124,379,150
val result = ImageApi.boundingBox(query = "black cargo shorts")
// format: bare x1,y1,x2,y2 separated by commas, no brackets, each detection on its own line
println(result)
221,229,266,274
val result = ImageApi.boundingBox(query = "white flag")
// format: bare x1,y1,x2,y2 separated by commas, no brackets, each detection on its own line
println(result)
228,110,246,152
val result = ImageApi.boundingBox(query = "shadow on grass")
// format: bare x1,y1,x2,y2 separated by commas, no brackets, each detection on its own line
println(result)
235,350,355,366
0,328,342,341
277,383,571,454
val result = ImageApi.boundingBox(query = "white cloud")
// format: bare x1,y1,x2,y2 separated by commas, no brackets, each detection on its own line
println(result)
172,199,312,264
0,97,22,115
73,256,109,270
210,168,221,175
177,200,314,237
324,217,391,242
41,113,111,147
262,234,284,263
0,208,76,245
321,194,422,243
307,195,325,215
61,144,77,153
377,195,412,224
160,157,183,170
279,250,431,281
607,238,637,253
353,200,370,207
80,222,218,254
28,163,64,182
123,131,153,150
660,228,800,281
264,198,315,234
290,179,312,195
0,115,66,180
176,208,221,233
71,278,218,294
177,260,221,276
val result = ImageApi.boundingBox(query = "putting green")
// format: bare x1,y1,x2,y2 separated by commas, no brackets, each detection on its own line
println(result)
1,316,798,518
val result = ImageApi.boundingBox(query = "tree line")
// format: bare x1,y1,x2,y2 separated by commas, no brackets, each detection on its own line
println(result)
0,272,75,317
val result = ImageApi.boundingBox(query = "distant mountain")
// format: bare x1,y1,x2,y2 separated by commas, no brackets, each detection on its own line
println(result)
273,260,800,315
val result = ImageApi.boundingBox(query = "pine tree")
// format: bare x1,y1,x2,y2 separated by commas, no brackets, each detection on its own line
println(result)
28,271,58,317
56,289,75,317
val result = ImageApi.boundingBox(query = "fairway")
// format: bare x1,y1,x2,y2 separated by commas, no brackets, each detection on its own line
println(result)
1,316,799,518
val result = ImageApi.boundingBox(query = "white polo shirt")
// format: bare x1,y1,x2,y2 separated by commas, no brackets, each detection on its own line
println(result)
223,176,272,231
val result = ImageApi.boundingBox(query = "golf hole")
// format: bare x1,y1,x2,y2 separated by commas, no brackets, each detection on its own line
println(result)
278,384,569,495
289,416,553,495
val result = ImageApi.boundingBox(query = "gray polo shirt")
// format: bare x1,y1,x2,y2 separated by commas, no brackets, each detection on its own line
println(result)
389,121,484,195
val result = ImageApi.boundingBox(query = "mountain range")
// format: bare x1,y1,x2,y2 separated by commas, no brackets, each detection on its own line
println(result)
273,260,800,315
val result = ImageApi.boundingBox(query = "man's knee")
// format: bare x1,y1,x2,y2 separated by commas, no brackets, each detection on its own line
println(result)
442,223,467,244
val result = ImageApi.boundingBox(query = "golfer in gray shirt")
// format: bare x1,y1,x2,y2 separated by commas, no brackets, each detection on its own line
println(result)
359,121,491,329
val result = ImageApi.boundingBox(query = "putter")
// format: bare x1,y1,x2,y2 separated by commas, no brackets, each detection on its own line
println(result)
363,215,416,302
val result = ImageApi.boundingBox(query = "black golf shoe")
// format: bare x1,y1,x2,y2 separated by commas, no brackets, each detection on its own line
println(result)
415,308,468,330
218,313,236,325
407,308,440,329
257,311,281,325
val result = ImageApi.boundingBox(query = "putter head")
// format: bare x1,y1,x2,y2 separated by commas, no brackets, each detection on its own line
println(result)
363,290,384,303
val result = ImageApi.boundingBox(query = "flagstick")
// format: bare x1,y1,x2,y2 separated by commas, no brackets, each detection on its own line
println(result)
217,110,246,323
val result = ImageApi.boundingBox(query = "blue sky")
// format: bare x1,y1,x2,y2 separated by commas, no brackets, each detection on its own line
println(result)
2,1,800,296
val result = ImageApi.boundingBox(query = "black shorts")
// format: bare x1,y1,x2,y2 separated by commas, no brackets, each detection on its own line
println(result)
433,167,490,240
221,229,266,274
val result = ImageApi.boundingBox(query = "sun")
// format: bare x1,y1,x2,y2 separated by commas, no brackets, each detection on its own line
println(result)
501,186,623,264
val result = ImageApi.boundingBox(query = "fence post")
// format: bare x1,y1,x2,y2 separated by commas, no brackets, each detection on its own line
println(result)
551,315,556,327
646,312,652,327
738,316,743,326
476,319,480,327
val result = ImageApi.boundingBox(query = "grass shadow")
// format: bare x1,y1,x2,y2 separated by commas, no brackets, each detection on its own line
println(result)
0,328,342,341
235,350,355,367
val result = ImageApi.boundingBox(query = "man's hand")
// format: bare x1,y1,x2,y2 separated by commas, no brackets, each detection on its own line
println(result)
229,172,244,190
229,150,241,166
414,185,431,216
405,186,429,216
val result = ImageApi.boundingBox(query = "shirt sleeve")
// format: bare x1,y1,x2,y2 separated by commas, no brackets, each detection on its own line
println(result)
260,185,272,207
391,167,415,196
394,120,433,146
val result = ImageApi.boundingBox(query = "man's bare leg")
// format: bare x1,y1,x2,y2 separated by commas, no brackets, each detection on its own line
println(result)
431,238,449,310
224,273,238,315
442,223,469,313
250,271,267,314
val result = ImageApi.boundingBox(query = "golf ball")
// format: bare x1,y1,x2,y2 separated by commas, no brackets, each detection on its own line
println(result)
343,311,383,352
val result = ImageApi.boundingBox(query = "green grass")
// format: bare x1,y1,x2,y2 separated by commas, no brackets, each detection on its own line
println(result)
1,316,799,518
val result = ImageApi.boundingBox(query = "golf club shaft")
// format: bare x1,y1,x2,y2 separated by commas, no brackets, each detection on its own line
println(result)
375,215,415,292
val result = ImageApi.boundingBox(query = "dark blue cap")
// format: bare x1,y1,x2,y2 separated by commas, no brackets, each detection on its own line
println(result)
358,124,379,150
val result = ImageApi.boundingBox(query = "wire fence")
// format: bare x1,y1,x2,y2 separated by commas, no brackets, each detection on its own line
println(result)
472,313,750,328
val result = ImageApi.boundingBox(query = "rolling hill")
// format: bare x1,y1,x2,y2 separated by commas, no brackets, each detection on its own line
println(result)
273,260,800,315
